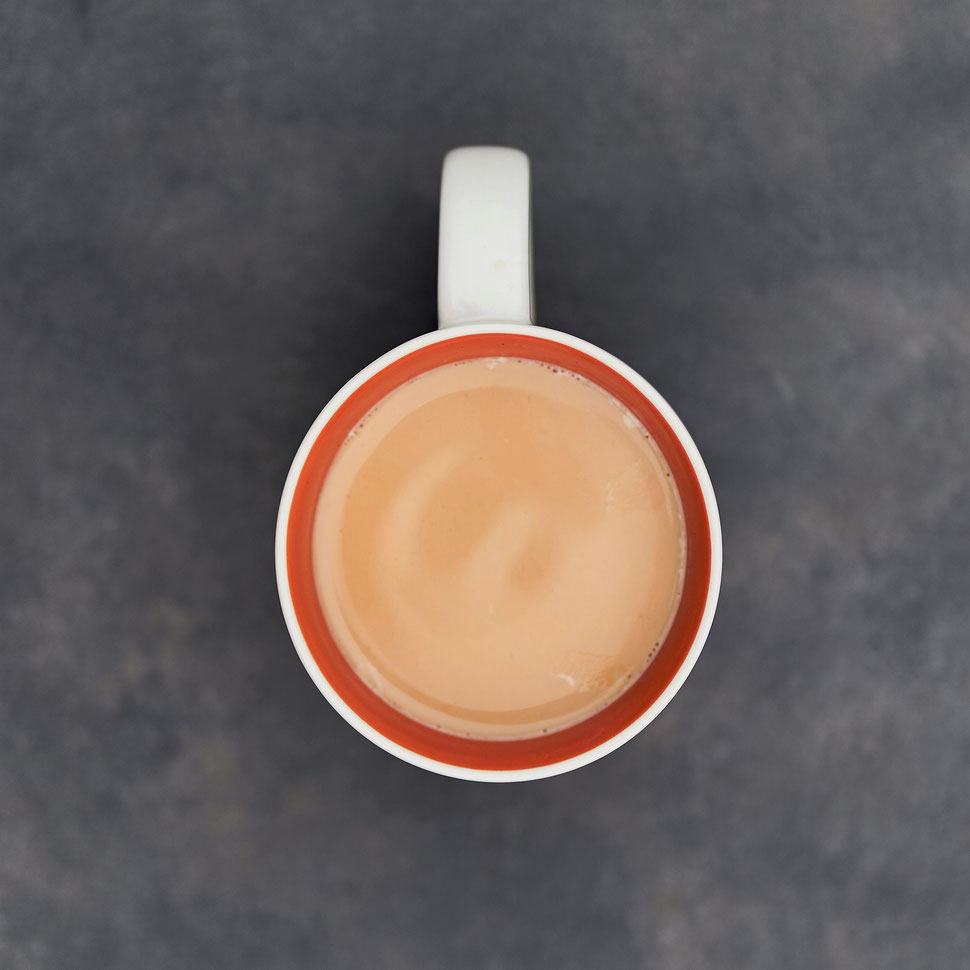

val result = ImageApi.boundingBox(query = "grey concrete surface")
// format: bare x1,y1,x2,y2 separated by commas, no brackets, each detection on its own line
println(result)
2,0,969,967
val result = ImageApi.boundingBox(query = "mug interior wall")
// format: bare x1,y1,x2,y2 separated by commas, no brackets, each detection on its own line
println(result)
285,332,713,771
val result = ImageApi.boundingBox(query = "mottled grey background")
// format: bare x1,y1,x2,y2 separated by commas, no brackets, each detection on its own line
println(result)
2,0,969,967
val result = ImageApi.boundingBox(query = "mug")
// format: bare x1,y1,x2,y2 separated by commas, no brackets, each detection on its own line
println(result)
276,146,722,781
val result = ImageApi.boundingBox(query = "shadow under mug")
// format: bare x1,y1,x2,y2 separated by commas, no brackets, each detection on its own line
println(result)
276,147,722,781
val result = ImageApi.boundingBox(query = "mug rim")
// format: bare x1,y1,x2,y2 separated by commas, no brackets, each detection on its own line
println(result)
276,323,722,782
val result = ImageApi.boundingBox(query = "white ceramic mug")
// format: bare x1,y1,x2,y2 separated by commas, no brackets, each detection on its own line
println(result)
276,147,722,781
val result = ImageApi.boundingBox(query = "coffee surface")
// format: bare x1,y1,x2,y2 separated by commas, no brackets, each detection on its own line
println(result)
312,357,685,738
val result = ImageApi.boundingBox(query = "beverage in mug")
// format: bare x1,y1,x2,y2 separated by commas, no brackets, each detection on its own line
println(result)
312,355,686,739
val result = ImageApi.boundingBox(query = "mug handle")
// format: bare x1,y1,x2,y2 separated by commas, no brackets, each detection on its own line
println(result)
437,146,535,328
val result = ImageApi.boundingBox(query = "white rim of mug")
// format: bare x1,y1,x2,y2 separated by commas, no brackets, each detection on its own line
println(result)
275,322,723,783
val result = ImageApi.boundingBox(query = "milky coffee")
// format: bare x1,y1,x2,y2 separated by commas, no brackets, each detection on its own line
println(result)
312,357,685,739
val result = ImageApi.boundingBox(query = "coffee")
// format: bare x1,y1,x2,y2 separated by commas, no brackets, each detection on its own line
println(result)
312,357,686,739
